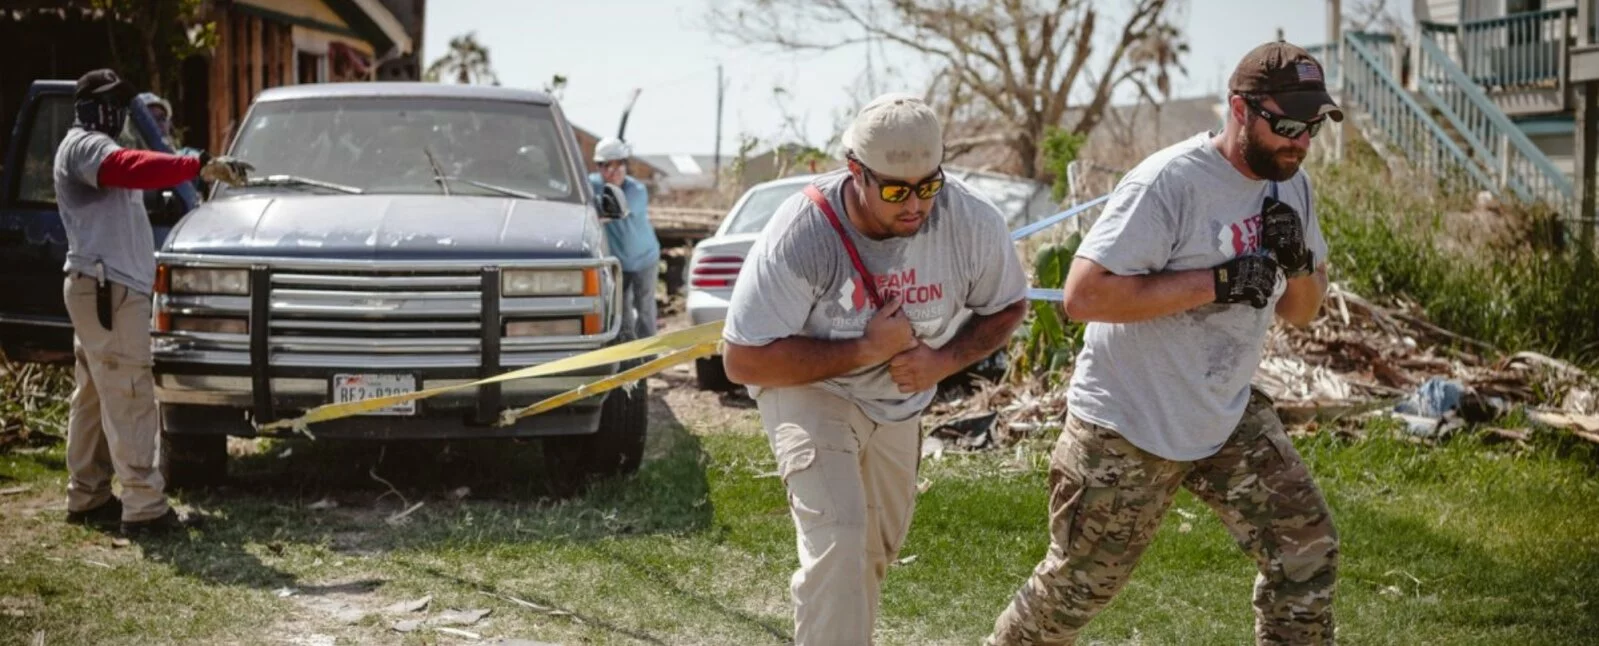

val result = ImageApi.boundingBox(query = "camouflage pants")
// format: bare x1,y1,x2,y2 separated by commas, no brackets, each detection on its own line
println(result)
987,389,1339,645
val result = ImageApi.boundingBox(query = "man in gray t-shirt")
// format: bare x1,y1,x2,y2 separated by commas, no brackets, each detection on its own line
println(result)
989,42,1342,645
723,93,1026,645
55,69,249,537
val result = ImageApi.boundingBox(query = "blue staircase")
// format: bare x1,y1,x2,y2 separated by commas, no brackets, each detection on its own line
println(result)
1323,11,1577,217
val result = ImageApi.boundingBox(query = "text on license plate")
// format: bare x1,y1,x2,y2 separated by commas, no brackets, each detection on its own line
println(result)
332,373,416,415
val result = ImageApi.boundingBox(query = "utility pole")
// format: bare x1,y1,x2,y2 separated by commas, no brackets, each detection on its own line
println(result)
713,64,725,190
1329,0,1344,162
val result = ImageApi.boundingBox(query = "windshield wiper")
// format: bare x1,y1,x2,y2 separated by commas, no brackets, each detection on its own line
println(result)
243,174,364,194
423,147,451,196
439,176,542,200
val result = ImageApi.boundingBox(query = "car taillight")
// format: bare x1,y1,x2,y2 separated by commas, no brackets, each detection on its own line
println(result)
690,255,743,289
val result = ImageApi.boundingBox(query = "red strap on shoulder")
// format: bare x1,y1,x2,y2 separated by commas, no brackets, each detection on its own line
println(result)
803,183,882,309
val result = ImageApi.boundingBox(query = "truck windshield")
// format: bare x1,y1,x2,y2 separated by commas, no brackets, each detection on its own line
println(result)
223,97,577,201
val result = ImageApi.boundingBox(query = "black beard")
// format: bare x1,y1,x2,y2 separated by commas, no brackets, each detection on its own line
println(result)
1242,129,1300,182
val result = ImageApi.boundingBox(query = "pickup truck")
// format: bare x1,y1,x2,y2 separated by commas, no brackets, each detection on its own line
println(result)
0,80,199,362
108,83,641,494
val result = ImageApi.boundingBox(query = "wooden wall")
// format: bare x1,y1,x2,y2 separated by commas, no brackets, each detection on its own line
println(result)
207,6,295,154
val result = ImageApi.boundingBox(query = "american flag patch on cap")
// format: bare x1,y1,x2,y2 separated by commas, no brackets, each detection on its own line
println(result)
1296,62,1323,82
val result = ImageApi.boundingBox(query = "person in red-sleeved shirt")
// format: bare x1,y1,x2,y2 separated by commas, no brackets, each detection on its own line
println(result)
53,68,251,537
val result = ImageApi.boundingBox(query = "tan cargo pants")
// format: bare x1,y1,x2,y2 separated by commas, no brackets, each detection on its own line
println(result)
756,385,922,646
987,389,1339,645
62,275,169,522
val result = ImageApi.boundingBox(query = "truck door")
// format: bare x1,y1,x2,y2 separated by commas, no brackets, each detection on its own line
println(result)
0,81,198,362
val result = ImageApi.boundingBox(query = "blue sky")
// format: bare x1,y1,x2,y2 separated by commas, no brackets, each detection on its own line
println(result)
422,0,1409,156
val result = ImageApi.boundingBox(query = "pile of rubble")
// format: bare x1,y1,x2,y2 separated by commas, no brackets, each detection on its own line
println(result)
924,283,1599,452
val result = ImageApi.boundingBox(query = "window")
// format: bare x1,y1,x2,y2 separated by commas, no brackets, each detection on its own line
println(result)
225,97,579,201
297,51,326,84
13,95,74,205
1505,0,1542,15
724,183,806,235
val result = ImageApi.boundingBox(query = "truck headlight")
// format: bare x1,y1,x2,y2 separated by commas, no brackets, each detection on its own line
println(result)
501,269,598,297
169,268,250,295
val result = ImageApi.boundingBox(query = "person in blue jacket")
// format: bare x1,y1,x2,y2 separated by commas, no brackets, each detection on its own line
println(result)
589,137,661,338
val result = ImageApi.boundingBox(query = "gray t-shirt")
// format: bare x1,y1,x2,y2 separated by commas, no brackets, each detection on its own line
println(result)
54,127,156,295
723,169,1027,423
1066,132,1328,460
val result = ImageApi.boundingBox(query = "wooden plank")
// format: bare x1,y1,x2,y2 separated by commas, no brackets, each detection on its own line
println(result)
250,13,263,102
279,23,293,86
209,5,231,153
262,19,277,89
1570,46,1599,83
233,13,247,130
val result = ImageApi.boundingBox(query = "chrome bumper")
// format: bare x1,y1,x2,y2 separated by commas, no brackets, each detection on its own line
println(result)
151,254,625,428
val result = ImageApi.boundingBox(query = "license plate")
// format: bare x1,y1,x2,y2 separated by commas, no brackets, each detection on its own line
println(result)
331,373,417,416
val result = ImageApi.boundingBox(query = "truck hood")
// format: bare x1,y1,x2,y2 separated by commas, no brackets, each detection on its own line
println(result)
163,194,602,259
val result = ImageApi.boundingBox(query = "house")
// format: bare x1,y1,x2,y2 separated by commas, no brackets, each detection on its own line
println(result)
1313,0,1599,222
736,143,845,188
0,1,423,161
569,123,666,187
942,95,1226,179
634,153,724,195
203,0,416,152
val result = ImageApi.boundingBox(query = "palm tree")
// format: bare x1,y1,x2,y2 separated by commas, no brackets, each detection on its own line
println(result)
425,32,499,85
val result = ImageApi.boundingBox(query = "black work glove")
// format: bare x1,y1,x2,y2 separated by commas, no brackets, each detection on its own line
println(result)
1260,195,1315,278
1213,254,1279,309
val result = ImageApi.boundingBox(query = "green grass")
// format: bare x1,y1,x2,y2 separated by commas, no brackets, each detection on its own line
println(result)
1311,140,1599,370
3,400,1597,645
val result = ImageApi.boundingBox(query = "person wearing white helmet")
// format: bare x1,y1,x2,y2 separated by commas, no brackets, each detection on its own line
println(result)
135,92,200,157
720,93,1028,645
588,137,660,339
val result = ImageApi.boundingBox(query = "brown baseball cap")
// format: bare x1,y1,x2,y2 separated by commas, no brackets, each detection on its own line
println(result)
1229,41,1343,122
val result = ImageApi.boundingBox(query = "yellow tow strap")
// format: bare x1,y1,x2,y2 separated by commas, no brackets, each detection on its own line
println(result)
254,320,724,436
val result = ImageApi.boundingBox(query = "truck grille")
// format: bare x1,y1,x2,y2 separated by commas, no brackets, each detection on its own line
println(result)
152,257,621,367
269,270,484,354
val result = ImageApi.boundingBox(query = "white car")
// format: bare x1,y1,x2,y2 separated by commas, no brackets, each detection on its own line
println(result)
683,175,819,389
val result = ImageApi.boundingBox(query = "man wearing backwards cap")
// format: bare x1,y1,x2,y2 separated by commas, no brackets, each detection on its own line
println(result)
55,68,251,536
721,93,1027,644
987,41,1342,645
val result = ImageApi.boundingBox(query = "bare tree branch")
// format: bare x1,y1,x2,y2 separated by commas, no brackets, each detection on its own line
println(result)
705,0,1189,179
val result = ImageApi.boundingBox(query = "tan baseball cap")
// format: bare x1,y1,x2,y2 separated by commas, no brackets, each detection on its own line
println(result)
1229,41,1344,122
842,93,944,179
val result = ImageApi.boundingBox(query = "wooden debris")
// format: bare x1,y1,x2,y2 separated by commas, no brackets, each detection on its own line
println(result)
940,281,1597,447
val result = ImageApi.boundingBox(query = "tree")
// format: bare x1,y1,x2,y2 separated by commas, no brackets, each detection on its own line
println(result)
425,32,499,85
89,0,214,101
707,0,1189,179
543,74,568,100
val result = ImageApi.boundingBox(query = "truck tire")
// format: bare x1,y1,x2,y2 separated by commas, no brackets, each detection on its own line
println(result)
542,371,649,497
694,356,735,392
159,433,227,490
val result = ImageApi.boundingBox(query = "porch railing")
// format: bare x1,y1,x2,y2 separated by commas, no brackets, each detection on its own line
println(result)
1421,8,1575,90
1339,32,1491,193
1415,27,1576,213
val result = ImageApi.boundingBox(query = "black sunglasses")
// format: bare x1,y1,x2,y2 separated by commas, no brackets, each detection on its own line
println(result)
1245,98,1324,139
852,157,945,203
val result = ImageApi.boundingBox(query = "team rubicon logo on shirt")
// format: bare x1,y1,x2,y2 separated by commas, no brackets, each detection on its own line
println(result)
1219,212,1263,256
836,268,944,312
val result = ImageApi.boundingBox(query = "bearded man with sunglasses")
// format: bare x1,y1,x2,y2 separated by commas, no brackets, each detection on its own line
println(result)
721,93,1028,645
987,41,1340,645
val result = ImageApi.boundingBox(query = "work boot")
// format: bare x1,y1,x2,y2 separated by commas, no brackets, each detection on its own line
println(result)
65,497,122,530
120,508,202,537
